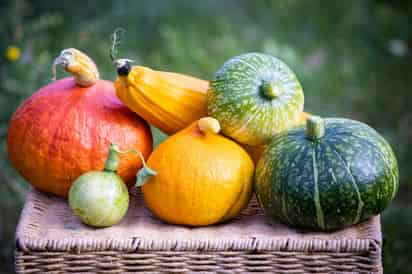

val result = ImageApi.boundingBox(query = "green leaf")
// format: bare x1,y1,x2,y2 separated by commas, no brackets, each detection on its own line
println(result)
136,166,157,187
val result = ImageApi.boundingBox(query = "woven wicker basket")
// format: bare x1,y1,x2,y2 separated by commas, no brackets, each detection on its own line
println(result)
15,188,382,273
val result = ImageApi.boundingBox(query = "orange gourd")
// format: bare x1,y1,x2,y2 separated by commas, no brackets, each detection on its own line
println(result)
7,48,152,197
138,117,254,226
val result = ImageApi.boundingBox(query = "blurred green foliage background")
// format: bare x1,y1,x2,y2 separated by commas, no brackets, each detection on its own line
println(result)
1,0,412,273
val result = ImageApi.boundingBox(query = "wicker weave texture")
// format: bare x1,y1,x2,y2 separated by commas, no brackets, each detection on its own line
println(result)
15,188,383,273
15,250,380,273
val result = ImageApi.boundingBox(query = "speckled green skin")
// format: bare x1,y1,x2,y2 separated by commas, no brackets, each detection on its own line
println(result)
68,171,129,227
255,118,399,231
208,53,304,146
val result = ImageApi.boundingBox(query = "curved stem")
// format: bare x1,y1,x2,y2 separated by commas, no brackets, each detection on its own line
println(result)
104,143,156,187
110,145,148,167
110,28,126,62
52,48,99,87
109,29,134,77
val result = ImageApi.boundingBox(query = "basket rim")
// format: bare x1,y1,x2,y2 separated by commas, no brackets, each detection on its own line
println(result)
15,235,381,253
15,188,382,254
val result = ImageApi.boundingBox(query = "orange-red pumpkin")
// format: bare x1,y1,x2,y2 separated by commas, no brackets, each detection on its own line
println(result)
7,48,152,197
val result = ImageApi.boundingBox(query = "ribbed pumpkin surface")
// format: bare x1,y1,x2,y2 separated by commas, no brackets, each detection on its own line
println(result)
208,53,304,146
7,78,152,197
115,66,208,135
255,118,398,230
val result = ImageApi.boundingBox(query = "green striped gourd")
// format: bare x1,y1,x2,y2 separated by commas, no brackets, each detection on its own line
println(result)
207,53,304,146
255,116,399,231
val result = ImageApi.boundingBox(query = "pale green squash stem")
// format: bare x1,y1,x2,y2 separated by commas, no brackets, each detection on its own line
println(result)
260,81,282,99
307,116,325,141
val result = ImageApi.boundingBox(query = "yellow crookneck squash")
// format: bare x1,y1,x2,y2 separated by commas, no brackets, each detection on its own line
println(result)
114,60,209,135
136,117,255,226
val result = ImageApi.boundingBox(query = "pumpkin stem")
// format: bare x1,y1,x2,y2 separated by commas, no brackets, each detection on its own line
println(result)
198,117,221,134
115,59,134,76
105,143,157,186
261,81,282,99
306,116,325,141
52,48,99,87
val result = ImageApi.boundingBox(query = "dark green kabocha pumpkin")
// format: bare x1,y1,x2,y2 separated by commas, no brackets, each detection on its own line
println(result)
255,116,399,231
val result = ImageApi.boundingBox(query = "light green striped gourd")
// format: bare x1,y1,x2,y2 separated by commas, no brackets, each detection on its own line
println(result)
208,53,304,146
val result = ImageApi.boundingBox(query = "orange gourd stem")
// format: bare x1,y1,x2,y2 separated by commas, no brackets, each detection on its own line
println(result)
52,48,99,87
197,117,221,134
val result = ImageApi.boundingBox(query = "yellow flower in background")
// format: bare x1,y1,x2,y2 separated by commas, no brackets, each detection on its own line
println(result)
5,46,21,61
